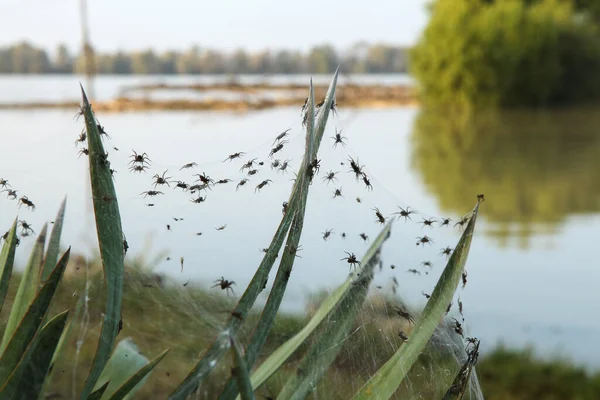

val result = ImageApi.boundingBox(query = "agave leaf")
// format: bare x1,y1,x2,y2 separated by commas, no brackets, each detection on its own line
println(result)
229,335,255,400
40,197,67,281
0,219,18,315
79,86,126,399
0,310,69,399
0,223,48,354
352,201,482,400
106,348,169,400
92,338,153,400
88,382,111,400
277,223,391,400
441,340,480,400
0,248,70,388
242,223,391,399
39,294,84,399
219,71,339,400
170,71,338,400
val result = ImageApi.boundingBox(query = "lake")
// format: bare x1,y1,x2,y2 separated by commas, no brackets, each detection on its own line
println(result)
1,75,599,369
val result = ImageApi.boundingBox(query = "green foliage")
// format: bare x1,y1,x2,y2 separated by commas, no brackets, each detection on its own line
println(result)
411,0,600,108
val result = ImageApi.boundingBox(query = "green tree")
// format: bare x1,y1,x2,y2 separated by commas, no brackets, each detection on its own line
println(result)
411,0,600,108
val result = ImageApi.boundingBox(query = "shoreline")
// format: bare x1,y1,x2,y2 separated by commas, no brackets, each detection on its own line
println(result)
0,82,419,112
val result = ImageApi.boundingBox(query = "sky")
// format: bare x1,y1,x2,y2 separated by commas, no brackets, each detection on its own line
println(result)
0,0,429,53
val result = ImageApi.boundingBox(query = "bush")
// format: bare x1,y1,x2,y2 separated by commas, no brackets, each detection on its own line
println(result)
410,0,600,108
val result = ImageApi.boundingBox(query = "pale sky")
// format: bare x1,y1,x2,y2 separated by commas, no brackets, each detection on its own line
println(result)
0,0,429,53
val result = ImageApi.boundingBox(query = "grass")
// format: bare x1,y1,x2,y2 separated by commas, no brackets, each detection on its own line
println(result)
0,260,597,399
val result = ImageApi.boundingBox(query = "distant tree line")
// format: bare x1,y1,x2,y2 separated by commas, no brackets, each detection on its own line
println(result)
0,42,410,74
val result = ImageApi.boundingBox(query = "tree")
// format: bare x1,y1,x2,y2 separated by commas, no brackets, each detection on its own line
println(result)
410,0,600,108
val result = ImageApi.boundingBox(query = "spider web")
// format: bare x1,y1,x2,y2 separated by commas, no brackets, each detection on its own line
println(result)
0,93,485,399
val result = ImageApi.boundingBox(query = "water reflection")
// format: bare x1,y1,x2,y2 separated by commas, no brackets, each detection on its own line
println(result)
411,107,600,247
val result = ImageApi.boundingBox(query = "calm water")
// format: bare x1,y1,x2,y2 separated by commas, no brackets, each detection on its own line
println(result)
1,75,599,368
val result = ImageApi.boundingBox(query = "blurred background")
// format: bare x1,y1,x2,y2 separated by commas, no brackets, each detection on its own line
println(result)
1,0,600,398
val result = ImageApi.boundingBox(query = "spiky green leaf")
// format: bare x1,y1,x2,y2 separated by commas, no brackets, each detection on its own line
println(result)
0,219,18,315
352,201,481,400
0,248,70,387
229,335,255,400
40,197,67,281
0,311,69,399
78,86,126,399
0,223,48,354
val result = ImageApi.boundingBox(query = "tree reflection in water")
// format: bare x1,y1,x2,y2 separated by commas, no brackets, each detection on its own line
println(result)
411,106,600,248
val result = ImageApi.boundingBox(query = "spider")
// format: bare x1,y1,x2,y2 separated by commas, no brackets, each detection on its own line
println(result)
18,196,36,211
97,124,110,139
341,252,361,270
123,238,129,255
307,158,321,182
439,217,452,227
247,169,259,176
190,195,207,204
286,244,303,258
3,189,17,200
18,220,34,236
421,260,433,268
279,160,291,172
396,308,414,324
331,128,347,148
356,197,362,203
272,128,291,145
322,229,333,241
359,233,369,242
458,297,464,317
455,216,469,229
77,148,89,158
407,269,421,275
398,331,409,343
416,235,433,246
420,218,437,228
129,164,149,173
173,181,189,191
140,190,164,198
194,173,214,186
322,170,339,184
316,98,325,109
452,318,464,337
75,131,86,147
215,224,227,231
393,206,416,222
212,277,236,296
373,207,386,224
269,140,288,158
224,152,245,163
477,193,485,202
446,301,453,315
152,170,172,188
439,247,453,257
189,184,210,193
255,179,272,193
462,270,468,289
236,179,248,191
340,232,346,239
240,158,257,172
332,187,343,198
422,291,431,299
0,178,9,189
129,150,151,166
270,159,281,169
362,174,373,191
347,156,365,180
216,179,232,185
282,201,289,215
180,162,198,170
109,169,117,178
146,203,155,207
465,337,479,347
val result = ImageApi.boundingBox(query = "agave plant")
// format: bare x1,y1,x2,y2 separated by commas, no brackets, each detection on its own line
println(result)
0,72,482,399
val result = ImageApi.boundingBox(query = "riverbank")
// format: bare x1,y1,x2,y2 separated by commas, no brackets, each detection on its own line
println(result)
0,81,418,112
1,254,597,399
